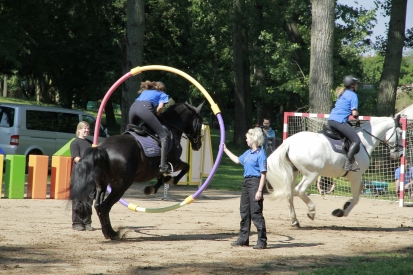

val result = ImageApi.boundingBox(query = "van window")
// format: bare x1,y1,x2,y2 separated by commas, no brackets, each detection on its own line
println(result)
0,107,15,127
57,112,79,133
26,110,55,131
82,114,106,137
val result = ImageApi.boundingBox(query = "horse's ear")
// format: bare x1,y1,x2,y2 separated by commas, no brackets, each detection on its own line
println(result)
195,101,205,113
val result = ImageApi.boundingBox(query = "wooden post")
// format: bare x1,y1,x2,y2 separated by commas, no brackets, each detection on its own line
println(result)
50,156,72,199
27,155,49,199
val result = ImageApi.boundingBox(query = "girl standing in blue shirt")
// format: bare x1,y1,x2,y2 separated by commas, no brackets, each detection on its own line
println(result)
328,75,361,171
223,127,267,249
129,80,171,173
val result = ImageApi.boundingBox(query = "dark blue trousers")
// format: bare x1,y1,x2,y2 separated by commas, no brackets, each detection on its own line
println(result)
238,177,267,245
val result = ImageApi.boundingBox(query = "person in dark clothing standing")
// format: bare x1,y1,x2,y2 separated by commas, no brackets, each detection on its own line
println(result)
128,80,170,173
222,127,268,249
70,121,94,231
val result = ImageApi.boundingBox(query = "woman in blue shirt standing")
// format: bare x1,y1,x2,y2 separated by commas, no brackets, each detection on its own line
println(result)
328,75,361,171
129,80,171,173
223,127,267,249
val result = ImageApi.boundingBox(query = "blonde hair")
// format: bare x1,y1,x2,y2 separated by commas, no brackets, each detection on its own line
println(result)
246,127,265,147
76,121,90,137
138,80,157,94
335,86,346,98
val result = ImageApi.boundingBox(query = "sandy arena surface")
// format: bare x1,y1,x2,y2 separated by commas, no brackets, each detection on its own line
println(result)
1,183,413,274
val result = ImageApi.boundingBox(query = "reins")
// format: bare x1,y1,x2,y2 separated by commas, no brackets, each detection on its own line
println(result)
361,120,402,152
160,106,203,144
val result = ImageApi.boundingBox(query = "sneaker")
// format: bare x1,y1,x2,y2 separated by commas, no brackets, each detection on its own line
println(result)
73,224,85,231
253,243,267,249
85,224,95,231
231,240,249,247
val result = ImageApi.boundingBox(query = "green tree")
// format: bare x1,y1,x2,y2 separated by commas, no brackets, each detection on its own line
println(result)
376,0,408,116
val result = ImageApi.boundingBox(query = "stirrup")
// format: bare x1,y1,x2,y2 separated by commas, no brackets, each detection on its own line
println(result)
159,162,173,174
344,160,360,172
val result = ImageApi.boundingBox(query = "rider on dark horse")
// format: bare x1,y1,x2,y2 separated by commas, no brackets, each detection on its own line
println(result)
128,80,172,173
328,75,361,171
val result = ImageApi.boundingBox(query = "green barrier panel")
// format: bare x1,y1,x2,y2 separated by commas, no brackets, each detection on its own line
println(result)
54,138,75,157
5,155,26,199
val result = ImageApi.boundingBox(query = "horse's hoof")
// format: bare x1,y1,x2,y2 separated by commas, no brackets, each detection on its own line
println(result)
162,176,172,183
307,213,315,220
144,186,155,195
332,209,344,217
291,221,300,228
110,235,120,241
343,201,351,210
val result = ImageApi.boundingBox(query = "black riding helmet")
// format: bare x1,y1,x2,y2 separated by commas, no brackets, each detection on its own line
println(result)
343,75,359,87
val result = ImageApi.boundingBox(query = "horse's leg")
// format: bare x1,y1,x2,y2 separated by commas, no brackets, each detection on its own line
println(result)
332,177,361,217
95,178,134,240
163,161,189,185
289,171,300,227
143,176,163,195
294,173,318,221
143,161,189,195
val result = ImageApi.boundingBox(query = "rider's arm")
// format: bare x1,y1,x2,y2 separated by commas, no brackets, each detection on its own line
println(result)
352,109,359,119
156,102,165,116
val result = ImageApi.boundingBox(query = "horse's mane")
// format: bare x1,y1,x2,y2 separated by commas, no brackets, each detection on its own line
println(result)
161,102,200,122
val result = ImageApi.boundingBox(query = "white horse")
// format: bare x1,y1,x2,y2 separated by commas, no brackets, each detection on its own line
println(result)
266,116,403,227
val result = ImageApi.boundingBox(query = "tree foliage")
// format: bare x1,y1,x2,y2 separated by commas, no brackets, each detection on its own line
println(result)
1,0,405,135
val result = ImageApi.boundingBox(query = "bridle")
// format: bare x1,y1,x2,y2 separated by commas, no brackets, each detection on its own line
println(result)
361,120,403,153
162,113,203,145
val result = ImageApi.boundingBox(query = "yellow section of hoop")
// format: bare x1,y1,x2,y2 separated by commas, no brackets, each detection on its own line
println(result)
130,65,220,115
184,195,195,205
128,203,139,212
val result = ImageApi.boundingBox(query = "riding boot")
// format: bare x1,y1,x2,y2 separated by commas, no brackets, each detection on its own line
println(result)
159,137,171,173
344,142,360,171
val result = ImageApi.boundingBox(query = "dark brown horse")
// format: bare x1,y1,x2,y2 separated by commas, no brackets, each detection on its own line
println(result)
69,102,204,240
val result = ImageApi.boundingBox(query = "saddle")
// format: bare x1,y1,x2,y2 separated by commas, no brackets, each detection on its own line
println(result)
123,123,172,158
126,123,163,145
319,124,351,154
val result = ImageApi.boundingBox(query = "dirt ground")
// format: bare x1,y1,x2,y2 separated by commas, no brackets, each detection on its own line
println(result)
1,183,413,275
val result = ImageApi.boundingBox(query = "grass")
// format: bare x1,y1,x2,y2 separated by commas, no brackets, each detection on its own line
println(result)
206,127,245,191
298,249,413,275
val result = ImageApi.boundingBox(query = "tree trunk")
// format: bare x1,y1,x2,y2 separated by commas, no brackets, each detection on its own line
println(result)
121,0,144,134
3,75,7,97
309,0,334,114
105,99,117,127
376,0,407,116
232,0,251,146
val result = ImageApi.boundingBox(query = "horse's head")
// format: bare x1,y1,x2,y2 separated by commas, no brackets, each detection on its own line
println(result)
183,102,204,151
386,114,403,159
162,102,204,151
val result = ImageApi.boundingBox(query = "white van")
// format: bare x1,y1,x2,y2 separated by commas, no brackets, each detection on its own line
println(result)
0,103,109,164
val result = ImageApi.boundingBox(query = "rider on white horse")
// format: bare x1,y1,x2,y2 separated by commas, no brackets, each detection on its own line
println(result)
327,75,361,171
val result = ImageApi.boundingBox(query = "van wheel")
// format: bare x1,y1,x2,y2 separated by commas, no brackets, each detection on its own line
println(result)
26,150,43,174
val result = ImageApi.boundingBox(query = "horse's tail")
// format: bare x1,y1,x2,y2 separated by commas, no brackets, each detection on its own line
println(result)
69,146,110,203
266,139,294,200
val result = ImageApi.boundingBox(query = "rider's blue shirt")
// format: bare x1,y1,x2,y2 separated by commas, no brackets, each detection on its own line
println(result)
238,147,267,178
328,89,358,123
136,90,169,108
